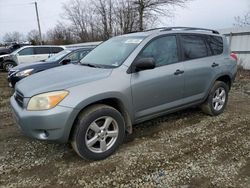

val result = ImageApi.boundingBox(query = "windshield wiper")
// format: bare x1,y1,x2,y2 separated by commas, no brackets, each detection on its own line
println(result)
81,63,99,68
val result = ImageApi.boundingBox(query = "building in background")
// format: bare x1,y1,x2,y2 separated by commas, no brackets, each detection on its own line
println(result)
219,27,250,70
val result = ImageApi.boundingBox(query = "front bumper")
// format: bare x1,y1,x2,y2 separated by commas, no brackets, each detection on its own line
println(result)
10,96,78,143
7,75,24,88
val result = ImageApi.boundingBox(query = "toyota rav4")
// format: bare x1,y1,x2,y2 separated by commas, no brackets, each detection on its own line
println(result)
10,27,237,160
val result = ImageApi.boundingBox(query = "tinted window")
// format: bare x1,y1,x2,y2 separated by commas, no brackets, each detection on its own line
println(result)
180,35,208,60
51,47,64,53
34,47,50,54
137,35,178,67
207,36,223,55
18,47,34,56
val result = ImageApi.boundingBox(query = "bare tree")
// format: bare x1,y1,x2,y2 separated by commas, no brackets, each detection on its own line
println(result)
61,0,190,41
62,0,102,42
2,31,24,43
46,23,74,45
93,0,113,39
27,30,41,45
234,8,250,27
132,0,190,31
114,0,139,34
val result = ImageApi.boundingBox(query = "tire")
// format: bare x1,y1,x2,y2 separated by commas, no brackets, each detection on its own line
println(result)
201,81,229,116
71,104,125,160
3,61,16,72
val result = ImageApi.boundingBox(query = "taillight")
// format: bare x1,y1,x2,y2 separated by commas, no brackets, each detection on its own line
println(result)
230,53,238,62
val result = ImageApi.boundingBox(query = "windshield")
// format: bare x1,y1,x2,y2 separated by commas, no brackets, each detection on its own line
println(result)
80,36,145,68
45,49,71,62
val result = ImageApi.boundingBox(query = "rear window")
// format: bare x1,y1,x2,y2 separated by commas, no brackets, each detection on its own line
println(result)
34,47,50,54
206,36,223,55
51,47,64,53
179,35,208,60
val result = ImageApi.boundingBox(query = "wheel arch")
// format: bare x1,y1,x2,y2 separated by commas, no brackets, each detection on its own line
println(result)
68,97,133,142
203,73,233,102
216,75,232,90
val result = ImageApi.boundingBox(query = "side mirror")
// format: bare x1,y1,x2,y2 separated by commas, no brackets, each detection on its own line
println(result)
133,58,155,72
61,59,71,65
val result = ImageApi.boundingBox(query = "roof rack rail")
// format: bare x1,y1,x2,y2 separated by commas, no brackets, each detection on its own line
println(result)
144,27,169,32
144,27,219,34
161,27,220,34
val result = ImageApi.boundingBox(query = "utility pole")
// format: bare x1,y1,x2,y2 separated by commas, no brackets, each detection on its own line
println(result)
34,1,42,44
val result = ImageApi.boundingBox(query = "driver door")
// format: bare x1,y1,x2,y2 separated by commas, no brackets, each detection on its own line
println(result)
131,35,185,120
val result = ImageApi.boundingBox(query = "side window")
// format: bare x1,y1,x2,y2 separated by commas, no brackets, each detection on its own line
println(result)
78,50,90,60
67,50,90,62
51,47,64,53
137,35,178,67
18,47,34,56
67,51,79,61
34,47,50,54
179,35,208,60
207,36,223,55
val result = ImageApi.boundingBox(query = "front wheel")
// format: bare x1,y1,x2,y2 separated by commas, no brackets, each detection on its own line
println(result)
201,81,229,116
71,104,125,160
3,61,16,72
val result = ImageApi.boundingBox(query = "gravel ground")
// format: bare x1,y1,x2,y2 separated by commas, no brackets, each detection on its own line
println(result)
0,71,250,188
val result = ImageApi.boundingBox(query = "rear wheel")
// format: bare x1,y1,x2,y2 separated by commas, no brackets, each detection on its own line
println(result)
71,104,125,160
201,81,229,116
3,61,16,72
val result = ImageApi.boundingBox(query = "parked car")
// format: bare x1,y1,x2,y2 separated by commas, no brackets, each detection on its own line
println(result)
8,47,95,87
10,27,237,160
0,43,30,69
1,45,65,71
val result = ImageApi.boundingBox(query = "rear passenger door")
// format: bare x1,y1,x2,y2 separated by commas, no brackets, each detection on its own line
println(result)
131,35,185,120
179,34,220,103
34,47,51,62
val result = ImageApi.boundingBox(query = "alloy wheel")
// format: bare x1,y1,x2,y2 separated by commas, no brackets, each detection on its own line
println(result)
212,87,226,111
85,116,119,153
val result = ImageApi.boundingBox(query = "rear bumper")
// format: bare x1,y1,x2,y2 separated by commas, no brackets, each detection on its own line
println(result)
10,96,79,143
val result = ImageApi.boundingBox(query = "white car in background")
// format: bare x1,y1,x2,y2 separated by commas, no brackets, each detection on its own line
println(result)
0,45,65,71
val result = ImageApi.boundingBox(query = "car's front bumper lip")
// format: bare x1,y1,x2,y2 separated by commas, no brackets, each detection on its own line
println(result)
10,96,78,143
7,75,24,88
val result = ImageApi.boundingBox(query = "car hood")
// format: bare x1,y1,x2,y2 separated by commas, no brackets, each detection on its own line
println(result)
12,61,55,72
16,64,113,97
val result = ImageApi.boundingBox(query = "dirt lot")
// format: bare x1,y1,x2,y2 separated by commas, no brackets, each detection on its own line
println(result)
0,71,250,188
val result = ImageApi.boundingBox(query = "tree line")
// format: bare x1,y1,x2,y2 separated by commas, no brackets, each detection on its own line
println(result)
3,0,249,45
2,0,191,45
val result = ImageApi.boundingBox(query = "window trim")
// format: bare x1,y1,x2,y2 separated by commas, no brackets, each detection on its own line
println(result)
127,34,181,74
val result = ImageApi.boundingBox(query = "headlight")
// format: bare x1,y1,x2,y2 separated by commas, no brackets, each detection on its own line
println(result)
27,91,69,111
16,69,34,77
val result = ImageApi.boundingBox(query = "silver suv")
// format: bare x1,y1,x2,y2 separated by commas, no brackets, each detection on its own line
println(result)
10,27,237,160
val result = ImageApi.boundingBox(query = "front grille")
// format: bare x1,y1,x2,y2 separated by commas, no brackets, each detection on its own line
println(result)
15,90,24,108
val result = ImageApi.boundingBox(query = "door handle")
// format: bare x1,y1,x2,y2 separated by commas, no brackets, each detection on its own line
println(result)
211,62,219,67
174,69,184,75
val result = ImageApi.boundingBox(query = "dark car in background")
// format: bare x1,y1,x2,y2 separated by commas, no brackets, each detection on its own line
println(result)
8,47,95,87
0,43,27,55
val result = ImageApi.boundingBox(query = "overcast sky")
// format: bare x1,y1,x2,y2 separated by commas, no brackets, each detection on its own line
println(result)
0,0,249,42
